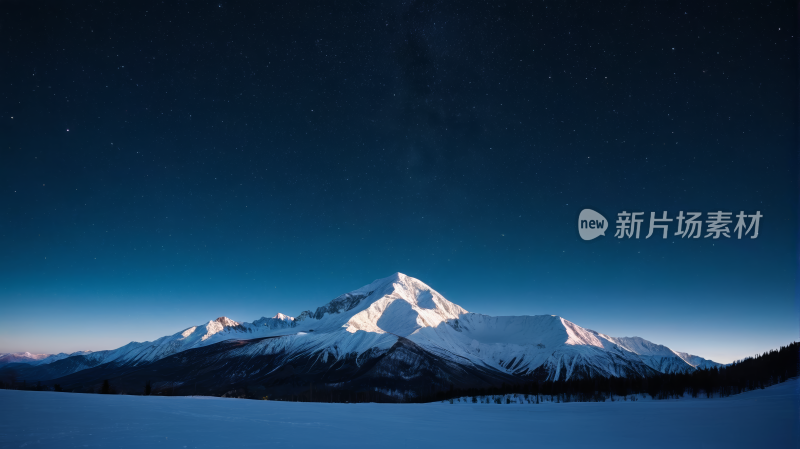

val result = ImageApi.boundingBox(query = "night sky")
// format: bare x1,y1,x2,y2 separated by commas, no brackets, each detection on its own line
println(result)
1,1,796,363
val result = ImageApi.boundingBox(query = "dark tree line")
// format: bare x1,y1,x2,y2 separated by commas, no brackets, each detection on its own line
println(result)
418,342,799,403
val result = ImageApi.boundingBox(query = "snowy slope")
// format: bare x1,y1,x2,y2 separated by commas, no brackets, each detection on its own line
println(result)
407,315,662,379
29,351,95,366
69,314,299,367
674,351,723,369
7,272,721,382
600,336,722,373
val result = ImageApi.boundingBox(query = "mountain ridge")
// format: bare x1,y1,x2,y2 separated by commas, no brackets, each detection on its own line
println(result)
1,273,721,395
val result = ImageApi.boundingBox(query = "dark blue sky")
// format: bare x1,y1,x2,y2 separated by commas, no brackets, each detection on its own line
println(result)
1,1,796,363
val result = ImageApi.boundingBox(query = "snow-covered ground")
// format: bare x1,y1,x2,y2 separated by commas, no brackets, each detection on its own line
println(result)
1,379,797,449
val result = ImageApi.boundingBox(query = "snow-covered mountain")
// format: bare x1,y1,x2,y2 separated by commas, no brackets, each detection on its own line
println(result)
1,314,299,380
0,351,100,367
602,336,720,373
29,351,95,366
0,352,52,366
673,351,721,370
2,273,721,395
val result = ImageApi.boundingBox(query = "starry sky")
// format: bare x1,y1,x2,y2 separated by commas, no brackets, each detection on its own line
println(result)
1,1,796,363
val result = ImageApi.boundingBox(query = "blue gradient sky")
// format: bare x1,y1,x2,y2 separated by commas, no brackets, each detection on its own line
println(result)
0,1,796,364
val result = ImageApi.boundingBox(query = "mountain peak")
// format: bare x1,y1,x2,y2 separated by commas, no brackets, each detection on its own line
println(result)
346,272,408,296
327,272,468,336
214,316,240,327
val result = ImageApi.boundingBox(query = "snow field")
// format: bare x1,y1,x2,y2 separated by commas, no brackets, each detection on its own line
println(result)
0,379,797,449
